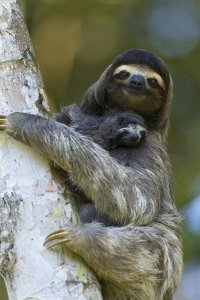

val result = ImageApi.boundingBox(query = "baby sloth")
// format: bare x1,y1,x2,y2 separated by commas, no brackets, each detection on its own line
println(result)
55,104,147,151
55,105,147,225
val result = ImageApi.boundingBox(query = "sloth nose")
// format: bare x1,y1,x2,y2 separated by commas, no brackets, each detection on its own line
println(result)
126,132,139,141
120,132,140,146
130,74,145,89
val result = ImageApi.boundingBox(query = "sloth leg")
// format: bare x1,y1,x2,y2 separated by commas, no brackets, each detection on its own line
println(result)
44,223,181,300
44,222,161,285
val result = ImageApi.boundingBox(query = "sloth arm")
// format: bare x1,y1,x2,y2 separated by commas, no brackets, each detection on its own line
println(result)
1,112,161,225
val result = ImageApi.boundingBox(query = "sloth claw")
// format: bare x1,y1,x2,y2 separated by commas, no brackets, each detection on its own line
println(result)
0,115,7,131
45,229,66,239
0,125,7,131
44,229,69,248
46,238,69,249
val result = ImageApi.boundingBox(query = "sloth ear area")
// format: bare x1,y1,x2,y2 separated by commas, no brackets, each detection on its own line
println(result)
80,65,111,115
149,76,173,139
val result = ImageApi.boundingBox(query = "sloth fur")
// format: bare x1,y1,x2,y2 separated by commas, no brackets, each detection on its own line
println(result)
55,105,147,225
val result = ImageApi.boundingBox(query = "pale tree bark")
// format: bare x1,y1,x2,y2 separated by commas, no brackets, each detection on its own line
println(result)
0,1,102,299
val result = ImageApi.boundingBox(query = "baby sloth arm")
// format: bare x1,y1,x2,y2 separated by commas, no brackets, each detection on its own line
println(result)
0,112,160,225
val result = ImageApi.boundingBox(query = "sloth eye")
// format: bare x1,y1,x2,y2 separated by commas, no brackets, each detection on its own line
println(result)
114,71,130,80
148,78,158,88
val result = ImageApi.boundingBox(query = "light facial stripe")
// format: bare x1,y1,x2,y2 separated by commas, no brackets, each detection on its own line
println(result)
114,64,164,89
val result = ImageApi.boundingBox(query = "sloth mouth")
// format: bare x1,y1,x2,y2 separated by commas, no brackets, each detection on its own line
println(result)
124,86,150,96
119,138,140,146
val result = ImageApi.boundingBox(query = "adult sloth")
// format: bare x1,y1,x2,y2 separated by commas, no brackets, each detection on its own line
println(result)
0,49,182,300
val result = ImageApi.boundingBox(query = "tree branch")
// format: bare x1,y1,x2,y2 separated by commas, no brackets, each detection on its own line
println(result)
0,1,102,299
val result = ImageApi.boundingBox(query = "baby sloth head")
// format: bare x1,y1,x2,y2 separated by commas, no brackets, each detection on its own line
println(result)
109,112,147,148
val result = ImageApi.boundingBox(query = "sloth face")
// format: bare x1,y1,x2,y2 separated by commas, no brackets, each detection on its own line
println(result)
108,64,166,116
108,112,147,147
116,122,146,147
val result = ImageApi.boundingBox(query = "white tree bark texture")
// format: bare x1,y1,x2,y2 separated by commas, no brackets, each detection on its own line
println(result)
0,1,102,299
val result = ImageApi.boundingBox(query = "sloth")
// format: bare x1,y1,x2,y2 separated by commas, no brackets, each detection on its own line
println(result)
55,104,147,150
55,105,147,225
0,49,182,300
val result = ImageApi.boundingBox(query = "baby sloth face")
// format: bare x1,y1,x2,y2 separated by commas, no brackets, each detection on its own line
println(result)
117,124,146,146
111,113,147,147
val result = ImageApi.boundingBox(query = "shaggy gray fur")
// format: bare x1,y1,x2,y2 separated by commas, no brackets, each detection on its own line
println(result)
55,105,147,225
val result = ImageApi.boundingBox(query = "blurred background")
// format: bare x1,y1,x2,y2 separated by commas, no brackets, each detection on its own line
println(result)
1,0,200,299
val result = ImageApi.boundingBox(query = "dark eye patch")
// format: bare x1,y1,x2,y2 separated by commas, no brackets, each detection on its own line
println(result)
148,78,159,88
148,78,165,97
114,71,130,80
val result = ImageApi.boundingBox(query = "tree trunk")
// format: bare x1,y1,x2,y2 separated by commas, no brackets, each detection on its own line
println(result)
0,1,102,299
